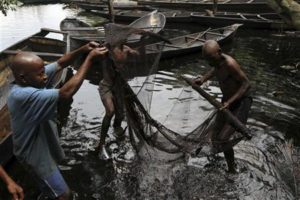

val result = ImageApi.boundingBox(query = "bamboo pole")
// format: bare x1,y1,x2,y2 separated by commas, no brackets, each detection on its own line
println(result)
181,75,252,140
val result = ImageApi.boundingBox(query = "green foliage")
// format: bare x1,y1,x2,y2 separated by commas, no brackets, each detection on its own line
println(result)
0,0,21,16
267,0,300,30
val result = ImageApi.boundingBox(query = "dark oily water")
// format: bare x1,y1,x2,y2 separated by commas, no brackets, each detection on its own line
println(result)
1,4,300,200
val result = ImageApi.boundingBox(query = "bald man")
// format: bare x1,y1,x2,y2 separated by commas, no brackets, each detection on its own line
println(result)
7,42,108,199
193,40,252,173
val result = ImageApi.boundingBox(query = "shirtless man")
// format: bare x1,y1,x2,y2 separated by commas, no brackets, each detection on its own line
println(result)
193,40,252,173
97,45,139,160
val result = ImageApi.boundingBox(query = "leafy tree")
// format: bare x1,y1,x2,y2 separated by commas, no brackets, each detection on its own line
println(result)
267,0,300,30
0,0,21,16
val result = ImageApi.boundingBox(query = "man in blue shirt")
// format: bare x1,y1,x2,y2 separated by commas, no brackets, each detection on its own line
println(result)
8,42,108,199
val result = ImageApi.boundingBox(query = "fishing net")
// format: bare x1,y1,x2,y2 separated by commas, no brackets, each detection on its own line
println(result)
103,23,246,162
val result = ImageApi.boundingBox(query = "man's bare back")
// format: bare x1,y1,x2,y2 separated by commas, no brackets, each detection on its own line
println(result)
214,54,250,102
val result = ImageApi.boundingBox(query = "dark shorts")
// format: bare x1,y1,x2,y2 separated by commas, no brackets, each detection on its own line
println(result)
35,168,69,199
212,96,253,141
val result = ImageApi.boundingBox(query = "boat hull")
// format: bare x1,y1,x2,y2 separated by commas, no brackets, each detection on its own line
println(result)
0,29,71,166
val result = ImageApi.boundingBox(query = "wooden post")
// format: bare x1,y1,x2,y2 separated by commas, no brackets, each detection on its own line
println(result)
213,0,218,14
181,76,252,140
107,0,115,23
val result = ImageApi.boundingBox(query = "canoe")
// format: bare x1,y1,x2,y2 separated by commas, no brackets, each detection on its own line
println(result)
137,0,273,13
86,9,287,29
60,17,105,38
0,28,72,166
75,1,155,11
90,9,192,24
61,12,166,52
145,23,242,59
191,12,293,30
128,10,166,41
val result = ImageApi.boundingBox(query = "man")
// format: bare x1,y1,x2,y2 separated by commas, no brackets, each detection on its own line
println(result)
97,45,139,160
0,165,24,200
8,42,108,199
193,40,252,173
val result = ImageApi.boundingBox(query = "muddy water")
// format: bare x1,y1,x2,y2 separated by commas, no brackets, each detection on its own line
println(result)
1,4,300,200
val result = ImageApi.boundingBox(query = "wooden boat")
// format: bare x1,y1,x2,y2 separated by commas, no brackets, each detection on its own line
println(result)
60,17,106,52
127,10,166,41
0,28,72,166
137,0,273,13
90,9,192,23
60,17,105,38
191,12,293,30
61,12,166,52
75,1,154,11
145,23,242,59
87,8,287,29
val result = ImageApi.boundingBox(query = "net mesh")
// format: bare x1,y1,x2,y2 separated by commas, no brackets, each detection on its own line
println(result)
103,23,244,162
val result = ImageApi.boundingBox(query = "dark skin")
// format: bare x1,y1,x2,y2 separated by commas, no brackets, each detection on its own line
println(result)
10,42,108,200
193,40,251,173
11,42,108,100
98,45,139,151
0,165,24,200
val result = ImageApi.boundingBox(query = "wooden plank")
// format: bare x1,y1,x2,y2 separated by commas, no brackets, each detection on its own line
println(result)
62,27,104,31
187,28,211,46
221,0,231,4
155,43,182,49
185,36,206,42
257,14,270,21
3,50,63,58
0,133,13,166
206,31,224,36
41,28,68,35
238,14,247,19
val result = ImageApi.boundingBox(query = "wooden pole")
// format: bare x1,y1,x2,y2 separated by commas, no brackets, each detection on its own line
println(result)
213,0,218,14
181,76,252,140
107,0,115,23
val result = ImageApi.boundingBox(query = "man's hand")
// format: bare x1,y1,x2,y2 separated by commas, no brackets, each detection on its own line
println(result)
87,47,108,62
7,180,24,200
192,77,203,85
82,41,101,53
219,101,230,111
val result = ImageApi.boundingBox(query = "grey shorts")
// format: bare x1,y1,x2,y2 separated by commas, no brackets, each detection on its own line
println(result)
98,80,113,100
98,79,125,120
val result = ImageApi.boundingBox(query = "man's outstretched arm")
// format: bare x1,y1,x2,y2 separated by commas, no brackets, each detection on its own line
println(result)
57,41,101,70
59,47,108,100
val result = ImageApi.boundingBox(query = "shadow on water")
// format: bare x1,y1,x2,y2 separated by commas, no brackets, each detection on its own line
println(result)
1,4,300,200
